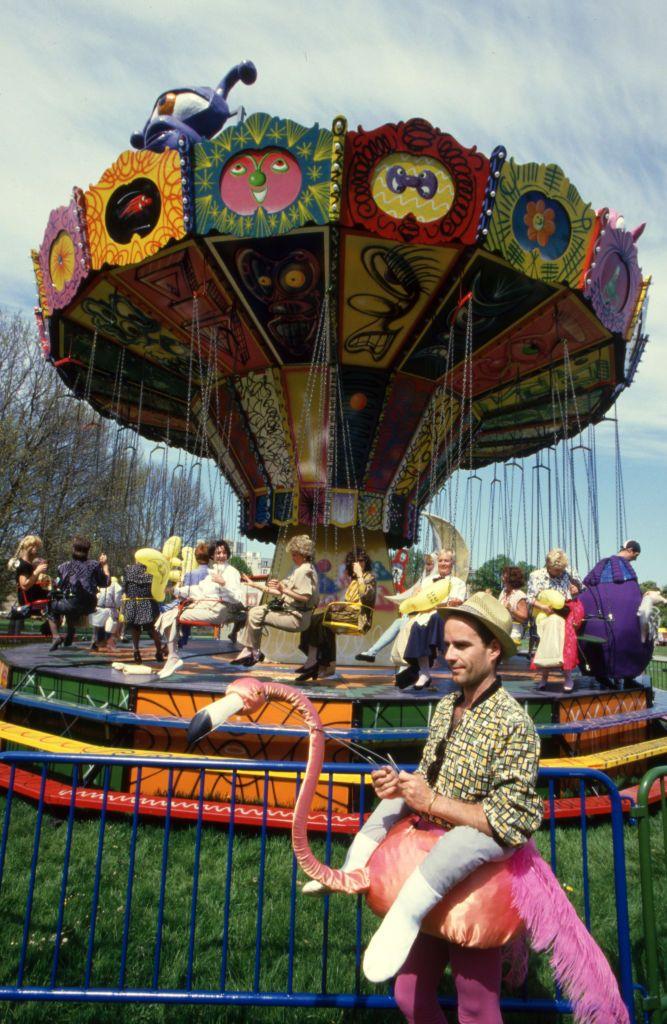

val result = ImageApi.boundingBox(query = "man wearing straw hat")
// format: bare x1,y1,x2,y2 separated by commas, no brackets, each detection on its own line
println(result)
305,593,542,996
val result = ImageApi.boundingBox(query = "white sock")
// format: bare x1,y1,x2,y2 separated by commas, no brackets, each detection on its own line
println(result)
302,832,378,895
362,868,441,983
413,672,431,689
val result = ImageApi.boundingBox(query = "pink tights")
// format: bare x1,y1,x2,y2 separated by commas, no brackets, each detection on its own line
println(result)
393,932,503,1024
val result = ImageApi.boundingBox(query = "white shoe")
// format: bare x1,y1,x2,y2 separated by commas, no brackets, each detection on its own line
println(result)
302,832,378,896
363,868,441,983
158,657,184,680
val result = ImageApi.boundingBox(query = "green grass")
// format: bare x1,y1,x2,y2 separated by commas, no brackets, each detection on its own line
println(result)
0,792,664,1024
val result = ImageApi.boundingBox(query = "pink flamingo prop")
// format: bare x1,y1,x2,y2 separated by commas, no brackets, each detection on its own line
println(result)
188,677,629,1024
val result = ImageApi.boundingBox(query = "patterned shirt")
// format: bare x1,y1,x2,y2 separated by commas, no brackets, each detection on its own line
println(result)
526,566,583,608
418,681,542,846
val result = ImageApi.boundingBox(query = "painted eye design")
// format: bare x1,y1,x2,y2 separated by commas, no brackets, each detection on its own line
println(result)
416,170,438,199
230,162,248,176
257,274,273,288
281,266,307,289
271,157,289,173
386,165,408,194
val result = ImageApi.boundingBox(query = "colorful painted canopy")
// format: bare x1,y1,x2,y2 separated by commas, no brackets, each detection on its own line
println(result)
33,111,650,547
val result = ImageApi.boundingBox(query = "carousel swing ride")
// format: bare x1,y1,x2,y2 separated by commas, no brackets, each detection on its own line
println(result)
0,58,663,829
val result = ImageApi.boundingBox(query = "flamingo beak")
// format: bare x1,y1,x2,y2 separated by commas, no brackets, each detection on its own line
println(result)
187,691,245,747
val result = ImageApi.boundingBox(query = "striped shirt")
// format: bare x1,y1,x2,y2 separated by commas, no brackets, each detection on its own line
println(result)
418,681,543,846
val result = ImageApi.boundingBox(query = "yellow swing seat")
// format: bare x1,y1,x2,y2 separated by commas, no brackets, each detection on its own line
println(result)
320,601,374,635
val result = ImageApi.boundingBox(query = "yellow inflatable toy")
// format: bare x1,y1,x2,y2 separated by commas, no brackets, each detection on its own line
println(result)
533,589,566,629
399,577,452,615
134,548,170,601
134,536,186,600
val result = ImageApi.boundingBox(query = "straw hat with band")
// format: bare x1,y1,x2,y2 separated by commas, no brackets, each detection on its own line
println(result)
439,591,517,660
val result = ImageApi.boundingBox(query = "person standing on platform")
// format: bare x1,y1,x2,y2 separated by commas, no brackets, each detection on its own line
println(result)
579,540,652,688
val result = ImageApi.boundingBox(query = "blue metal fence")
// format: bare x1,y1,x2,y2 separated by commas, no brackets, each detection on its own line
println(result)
0,753,635,1020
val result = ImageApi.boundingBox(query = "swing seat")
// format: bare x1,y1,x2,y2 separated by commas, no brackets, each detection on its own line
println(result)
176,599,246,631
321,601,374,635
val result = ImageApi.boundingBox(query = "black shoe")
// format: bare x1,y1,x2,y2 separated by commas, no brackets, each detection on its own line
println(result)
49,637,64,652
154,651,165,664
413,676,432,691
355,652,376,663
395,666,418,689
90,643,99,652
133,651,142,664
295,664,319,682
187,709,213,748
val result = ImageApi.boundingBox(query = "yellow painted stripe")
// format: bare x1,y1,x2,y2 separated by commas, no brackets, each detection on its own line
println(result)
3,720,665,782
541,736,667,771
0,721,358,785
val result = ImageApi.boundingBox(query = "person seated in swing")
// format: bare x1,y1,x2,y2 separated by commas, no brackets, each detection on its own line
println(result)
498,565,529,646
354,552,436,664
296,548,377,682
7,534,51,635
90,575,124,652
157,539,245,677
391,549,468,690
176,541,211,651
231,534,319,668
47,536,111,650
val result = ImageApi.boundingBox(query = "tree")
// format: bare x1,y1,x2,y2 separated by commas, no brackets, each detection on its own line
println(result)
404,548,425,588
230,555,252,576
1,309,217,602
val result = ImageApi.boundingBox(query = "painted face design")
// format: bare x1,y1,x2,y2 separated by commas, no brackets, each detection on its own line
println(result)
371,153,455,222
236,247,320,359
220,149,302,215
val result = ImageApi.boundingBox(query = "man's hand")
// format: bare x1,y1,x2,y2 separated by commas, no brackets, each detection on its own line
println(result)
370,766,400,799
397,770,434,815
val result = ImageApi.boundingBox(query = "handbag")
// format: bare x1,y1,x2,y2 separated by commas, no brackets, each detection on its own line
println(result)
9,602,31,620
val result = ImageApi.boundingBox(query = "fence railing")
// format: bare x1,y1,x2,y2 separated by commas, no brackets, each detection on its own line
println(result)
647,657,667,692
0,753,635,1020
636,766,667,1023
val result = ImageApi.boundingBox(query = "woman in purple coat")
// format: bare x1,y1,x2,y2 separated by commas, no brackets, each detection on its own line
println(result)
578,541,652,687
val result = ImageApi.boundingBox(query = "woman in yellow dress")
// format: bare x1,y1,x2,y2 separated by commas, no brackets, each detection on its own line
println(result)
296,549,377,682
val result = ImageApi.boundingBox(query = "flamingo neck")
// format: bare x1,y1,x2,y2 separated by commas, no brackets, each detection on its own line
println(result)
262,680,369,894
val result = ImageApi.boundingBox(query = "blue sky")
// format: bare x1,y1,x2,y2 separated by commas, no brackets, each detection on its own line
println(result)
1,0,665,579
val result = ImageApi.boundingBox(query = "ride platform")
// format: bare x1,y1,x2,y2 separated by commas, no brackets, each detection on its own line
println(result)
0,639,664,829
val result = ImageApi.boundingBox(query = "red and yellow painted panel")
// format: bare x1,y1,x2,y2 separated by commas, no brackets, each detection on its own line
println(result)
341,119,489,246
85,149,185,269
113,240,269,375
339,232,458,369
